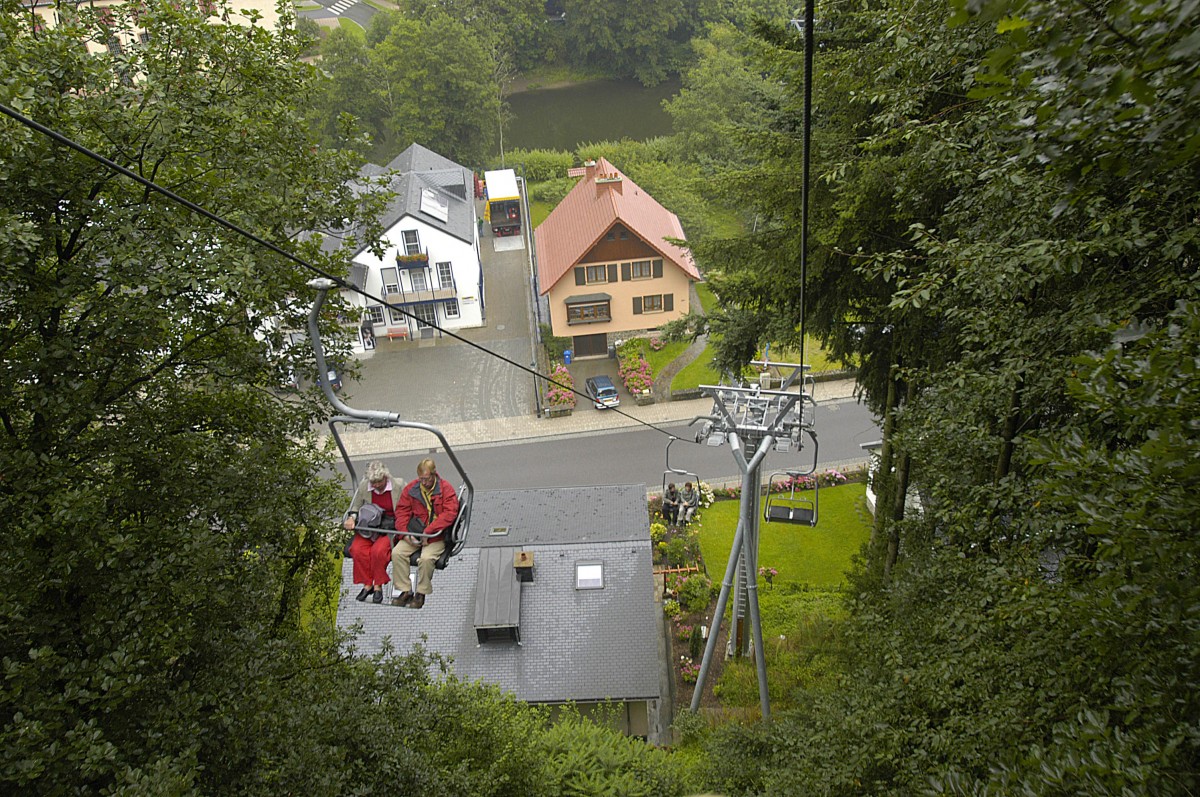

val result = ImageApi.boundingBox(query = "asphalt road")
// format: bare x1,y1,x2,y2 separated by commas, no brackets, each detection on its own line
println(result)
337,397,880,493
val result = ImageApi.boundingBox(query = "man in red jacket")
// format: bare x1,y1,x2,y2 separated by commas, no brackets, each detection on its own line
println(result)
391,458,460,609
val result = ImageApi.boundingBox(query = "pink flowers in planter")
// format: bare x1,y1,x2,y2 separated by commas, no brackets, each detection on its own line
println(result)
545,363,576,409
618,351,653,394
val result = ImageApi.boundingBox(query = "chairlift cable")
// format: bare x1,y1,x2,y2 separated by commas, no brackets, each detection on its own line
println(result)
0,102,695,443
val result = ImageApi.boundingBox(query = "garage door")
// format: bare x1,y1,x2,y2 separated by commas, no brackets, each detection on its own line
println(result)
572,333,608,358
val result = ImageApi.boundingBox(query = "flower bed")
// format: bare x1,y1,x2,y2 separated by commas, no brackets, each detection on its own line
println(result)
617,342,653,395
544,363,576,411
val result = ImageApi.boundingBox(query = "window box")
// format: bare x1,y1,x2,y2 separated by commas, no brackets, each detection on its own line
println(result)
396,252,429,267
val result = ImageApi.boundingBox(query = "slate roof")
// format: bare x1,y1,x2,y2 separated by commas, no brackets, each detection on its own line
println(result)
534,157,700,294
312,143,475,257
337,485,662,704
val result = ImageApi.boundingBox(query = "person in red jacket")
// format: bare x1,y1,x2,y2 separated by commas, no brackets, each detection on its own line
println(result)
344,460,398,604
391,458,460,609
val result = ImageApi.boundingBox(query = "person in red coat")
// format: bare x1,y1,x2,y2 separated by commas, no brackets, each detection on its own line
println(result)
344,460,397,603
391,458,460,609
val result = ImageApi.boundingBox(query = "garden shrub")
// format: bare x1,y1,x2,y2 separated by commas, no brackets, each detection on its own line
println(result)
536,709,689,797
650,522,667,545
504,148,575,182
617,345,653,394
545,363,575,409
540,322,571,362
678,574,713,613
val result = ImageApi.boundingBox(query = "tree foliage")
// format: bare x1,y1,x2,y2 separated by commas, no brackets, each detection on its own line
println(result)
682,0,1200,793
317,10,499,166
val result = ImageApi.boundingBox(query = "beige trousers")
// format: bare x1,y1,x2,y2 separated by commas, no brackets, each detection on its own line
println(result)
391,538,445,595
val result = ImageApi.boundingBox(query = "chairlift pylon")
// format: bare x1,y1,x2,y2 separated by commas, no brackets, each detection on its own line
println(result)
306,278,472,567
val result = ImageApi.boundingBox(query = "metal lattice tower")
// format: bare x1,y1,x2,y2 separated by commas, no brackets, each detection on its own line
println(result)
687,360,818,720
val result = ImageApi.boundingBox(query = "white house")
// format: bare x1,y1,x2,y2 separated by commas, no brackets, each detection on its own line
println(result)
336,143,484,348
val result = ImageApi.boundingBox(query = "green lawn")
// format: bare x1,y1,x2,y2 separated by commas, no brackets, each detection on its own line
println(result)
338,17,365,39
528,198,554,229
696,482,871,588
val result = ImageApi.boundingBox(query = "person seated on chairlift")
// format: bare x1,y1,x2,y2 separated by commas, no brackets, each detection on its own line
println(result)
391,458,460,609
679,481,699,525
662,482,681,526
344,460,398,604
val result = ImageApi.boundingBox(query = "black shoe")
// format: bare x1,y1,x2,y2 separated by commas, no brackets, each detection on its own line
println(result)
356,587,371,602
410,593,425,609
372,590,383,604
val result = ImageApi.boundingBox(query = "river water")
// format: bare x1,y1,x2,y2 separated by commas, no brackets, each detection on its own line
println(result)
501,77,682,154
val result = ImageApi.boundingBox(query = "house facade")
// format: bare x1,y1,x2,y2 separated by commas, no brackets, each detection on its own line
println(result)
337,484,668,742
535,158,700,357
340,144,484,346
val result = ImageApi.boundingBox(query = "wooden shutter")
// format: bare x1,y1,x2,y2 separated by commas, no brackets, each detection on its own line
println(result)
574,267,585,286
652,259,663,278
664,293,674,311
607,263,617,283
633,297,643,314
621,262,631,281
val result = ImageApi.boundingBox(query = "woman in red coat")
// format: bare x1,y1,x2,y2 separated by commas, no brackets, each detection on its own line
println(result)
343,460,397,603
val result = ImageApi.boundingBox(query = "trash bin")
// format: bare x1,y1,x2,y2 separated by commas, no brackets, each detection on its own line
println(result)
563,349,572,364
607,344,616,359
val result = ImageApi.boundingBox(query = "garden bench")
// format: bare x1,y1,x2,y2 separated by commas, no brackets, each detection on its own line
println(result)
385,327,408,341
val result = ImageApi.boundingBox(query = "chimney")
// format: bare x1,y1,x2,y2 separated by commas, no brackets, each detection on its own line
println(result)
595,169,623,196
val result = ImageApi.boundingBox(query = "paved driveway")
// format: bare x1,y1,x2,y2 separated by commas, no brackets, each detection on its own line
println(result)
337,203,538,426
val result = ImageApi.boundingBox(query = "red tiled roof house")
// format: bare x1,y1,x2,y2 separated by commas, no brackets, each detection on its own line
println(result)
535,158,700,357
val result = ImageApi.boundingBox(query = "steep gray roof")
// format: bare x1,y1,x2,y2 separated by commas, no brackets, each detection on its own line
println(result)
309,143,475,257
337,485,662,704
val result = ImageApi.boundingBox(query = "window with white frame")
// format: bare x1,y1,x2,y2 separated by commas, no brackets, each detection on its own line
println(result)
388,306,408,325
366,306,385,325
380,267,399,294
410,269,428,292
585,264,608,284
436,262,453,289
402,229,421,255
444,299,459,318
412,303,437,328
575,562,604,589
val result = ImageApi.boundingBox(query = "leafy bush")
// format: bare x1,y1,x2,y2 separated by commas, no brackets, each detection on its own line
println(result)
617,345,653,394
540,322,570,362
663,599,682,619
536,708,690,796
502,148,575,182
526,176,578,207
677,574,714,613
545,363,575,408
650,522,667,545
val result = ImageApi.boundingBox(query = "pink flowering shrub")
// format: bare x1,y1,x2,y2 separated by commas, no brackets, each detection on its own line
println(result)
650,337,664,351
545,364,576,408
617,349,653,394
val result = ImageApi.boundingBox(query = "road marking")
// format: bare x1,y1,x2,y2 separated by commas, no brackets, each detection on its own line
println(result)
328,0,355,15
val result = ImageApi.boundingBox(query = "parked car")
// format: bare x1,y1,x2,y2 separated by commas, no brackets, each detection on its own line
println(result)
585,375,620,410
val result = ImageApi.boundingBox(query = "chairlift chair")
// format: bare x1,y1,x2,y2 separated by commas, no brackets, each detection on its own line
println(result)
763,427,820,527
763,471,818,526
662,437,701,526
307,279,472,569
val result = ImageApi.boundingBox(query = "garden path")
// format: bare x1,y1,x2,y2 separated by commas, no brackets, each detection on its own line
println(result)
652,282,708,401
